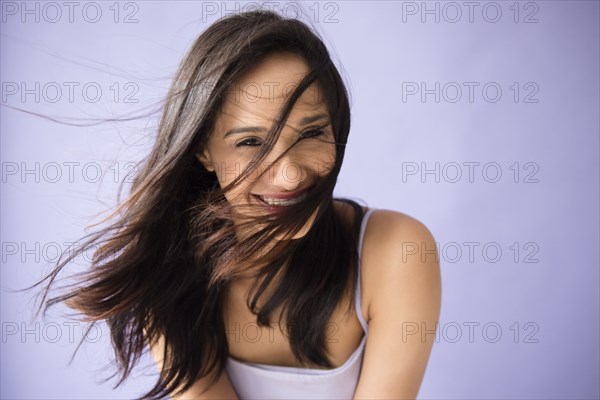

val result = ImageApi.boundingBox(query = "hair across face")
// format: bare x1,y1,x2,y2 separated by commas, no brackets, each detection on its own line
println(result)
196,52,337,240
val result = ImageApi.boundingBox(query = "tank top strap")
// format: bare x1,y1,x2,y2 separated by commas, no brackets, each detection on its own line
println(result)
355,207,377,334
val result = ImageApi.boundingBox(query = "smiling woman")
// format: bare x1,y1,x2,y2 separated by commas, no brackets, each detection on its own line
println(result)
196,51,336,241
27,8,441,400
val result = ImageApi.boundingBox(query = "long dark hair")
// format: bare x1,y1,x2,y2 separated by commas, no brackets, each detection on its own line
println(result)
25,9,365,399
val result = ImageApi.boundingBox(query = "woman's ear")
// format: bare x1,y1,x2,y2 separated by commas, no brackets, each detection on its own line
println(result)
195,148,215,172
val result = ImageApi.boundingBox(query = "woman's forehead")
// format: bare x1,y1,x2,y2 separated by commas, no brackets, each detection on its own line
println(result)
236,51,311,89
213,52,330,133
223,53,325,106
220,83,326,122
215,100,328,139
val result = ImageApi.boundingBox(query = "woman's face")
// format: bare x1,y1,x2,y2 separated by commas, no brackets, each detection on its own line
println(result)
196,52,336,240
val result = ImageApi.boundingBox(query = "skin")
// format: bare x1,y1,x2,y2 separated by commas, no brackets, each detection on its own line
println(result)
196,51,336,243
149,52,442,399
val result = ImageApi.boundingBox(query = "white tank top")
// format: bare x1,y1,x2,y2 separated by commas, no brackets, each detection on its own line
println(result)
225,208,376,399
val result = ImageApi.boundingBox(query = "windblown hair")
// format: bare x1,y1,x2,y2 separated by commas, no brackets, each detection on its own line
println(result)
27,9,365,399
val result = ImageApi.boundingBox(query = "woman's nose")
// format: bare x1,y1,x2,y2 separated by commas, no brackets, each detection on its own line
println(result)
261,149,306,190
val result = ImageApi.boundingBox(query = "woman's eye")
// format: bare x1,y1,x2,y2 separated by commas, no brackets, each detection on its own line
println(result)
299,129,325,140
235,137,263,147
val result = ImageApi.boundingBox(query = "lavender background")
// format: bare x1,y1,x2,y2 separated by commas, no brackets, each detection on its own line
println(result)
1,1,598,399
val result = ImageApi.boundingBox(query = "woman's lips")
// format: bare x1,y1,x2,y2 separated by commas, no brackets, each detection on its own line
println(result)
252,185,313,209
256,185,313,200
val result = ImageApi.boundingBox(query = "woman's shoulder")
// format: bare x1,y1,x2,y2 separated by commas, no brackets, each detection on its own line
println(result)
358,206,440,323
334,200,435,243
364,207,436,242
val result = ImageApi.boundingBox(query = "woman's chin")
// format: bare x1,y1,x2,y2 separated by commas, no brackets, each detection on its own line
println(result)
273,209,318,241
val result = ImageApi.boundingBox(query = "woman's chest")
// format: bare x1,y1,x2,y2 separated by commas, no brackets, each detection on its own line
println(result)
222,280,364,369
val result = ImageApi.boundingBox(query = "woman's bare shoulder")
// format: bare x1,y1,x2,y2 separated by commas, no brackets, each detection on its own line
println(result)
360,207,440,322
353,207,441,398
332,201,435,242
365,207,436,245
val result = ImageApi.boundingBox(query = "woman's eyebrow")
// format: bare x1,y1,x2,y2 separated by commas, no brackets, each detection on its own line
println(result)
223,126,266,138
223,113,330,138
298,113,329,126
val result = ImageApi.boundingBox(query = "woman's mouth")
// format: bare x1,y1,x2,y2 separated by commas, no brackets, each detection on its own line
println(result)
252,186,312,208
256,192,308,206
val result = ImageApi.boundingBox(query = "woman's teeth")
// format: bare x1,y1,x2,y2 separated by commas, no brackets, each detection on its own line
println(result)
259,192,308,206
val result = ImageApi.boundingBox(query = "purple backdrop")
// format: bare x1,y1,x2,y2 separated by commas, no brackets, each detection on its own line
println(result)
1,1,598,399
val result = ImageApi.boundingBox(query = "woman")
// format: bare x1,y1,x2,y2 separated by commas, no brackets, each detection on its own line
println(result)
30,9,441,399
